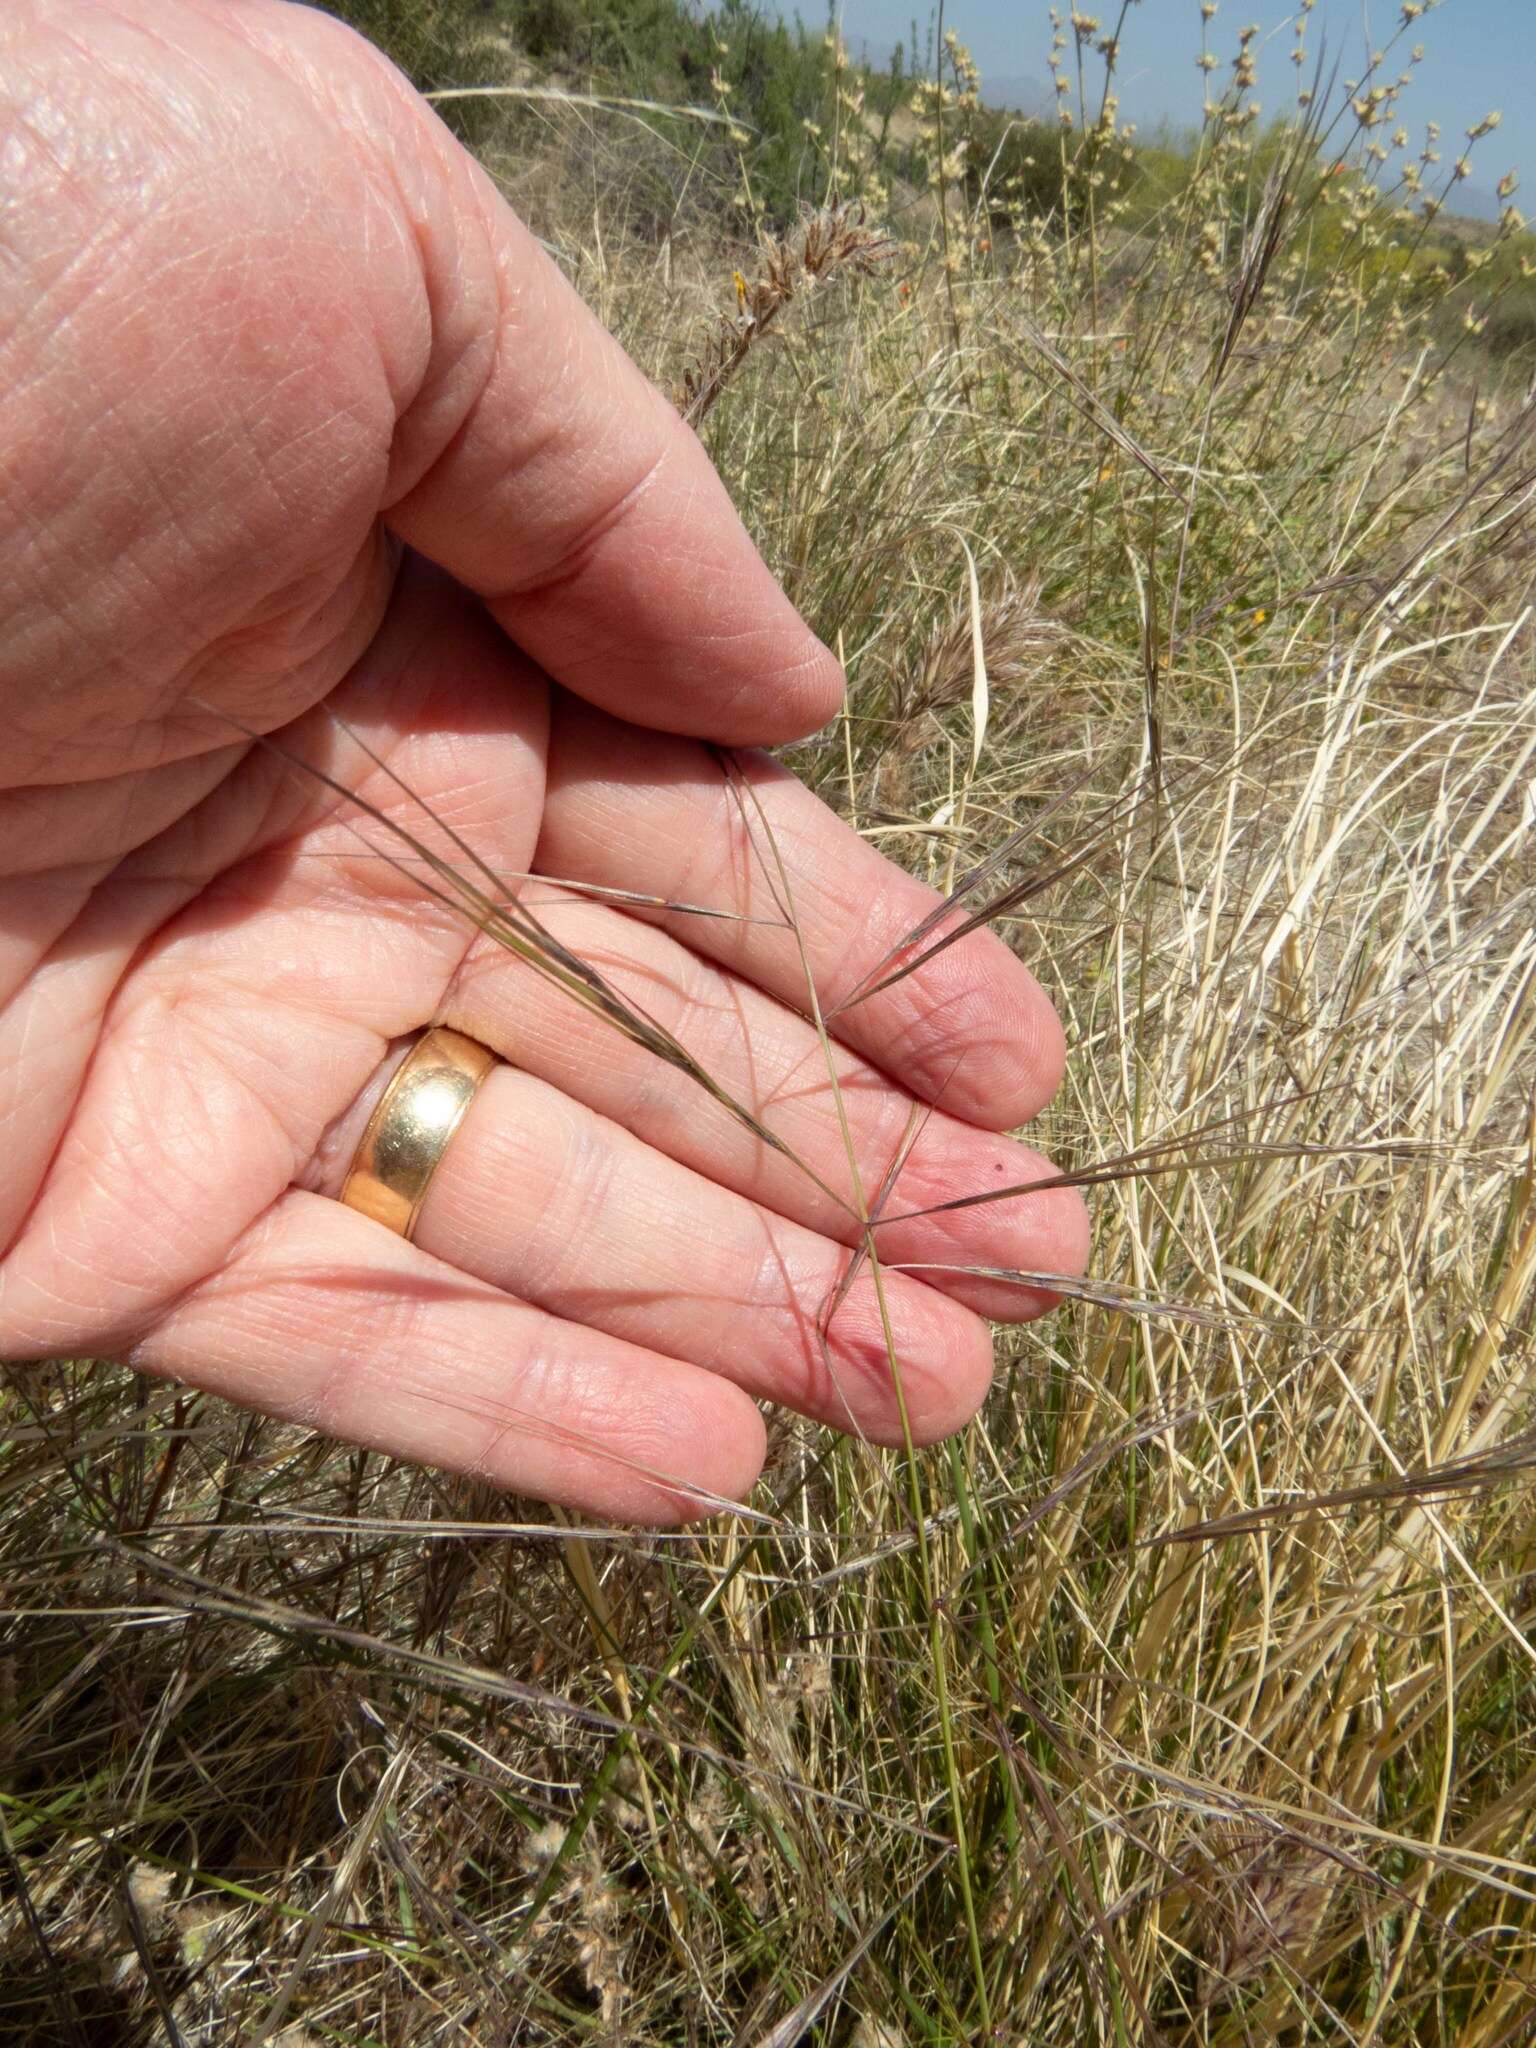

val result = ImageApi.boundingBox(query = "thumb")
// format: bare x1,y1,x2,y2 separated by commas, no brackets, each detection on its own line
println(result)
336,28,845,746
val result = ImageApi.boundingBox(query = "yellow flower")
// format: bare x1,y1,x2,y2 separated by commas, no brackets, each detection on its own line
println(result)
1252,607,1268,626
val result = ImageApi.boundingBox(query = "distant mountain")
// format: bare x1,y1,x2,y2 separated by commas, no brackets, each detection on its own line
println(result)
980,72,1053,118
1454,182,1504,224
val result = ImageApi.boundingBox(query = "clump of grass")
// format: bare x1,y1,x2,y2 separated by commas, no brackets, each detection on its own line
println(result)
6,6,1536,2045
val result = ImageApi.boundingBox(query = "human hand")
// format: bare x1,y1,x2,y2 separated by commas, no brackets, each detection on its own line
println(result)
0,0,1087,1519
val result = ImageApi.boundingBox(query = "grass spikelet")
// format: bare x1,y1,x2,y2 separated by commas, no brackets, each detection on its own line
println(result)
1194,1822,1346,2006
678,201,893,426
876,574,1066,810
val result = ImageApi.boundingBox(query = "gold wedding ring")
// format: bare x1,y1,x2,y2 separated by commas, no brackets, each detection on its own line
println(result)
340,1026,497,1241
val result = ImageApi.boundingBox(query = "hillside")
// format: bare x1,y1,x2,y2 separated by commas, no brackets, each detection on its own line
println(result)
318,0,1534,365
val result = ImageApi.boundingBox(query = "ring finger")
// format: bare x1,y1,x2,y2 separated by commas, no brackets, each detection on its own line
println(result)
307,1040,999,1446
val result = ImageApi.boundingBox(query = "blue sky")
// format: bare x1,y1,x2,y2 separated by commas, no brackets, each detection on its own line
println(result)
814,0,1532,212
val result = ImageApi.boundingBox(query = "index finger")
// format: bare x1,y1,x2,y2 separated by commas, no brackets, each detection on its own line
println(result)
536,698,1068,1131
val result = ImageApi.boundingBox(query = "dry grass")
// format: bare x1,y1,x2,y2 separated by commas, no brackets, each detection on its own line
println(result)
5,25,1536,2048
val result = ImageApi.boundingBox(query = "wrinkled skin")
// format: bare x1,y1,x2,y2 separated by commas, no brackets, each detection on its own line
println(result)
0,0,1088,1520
